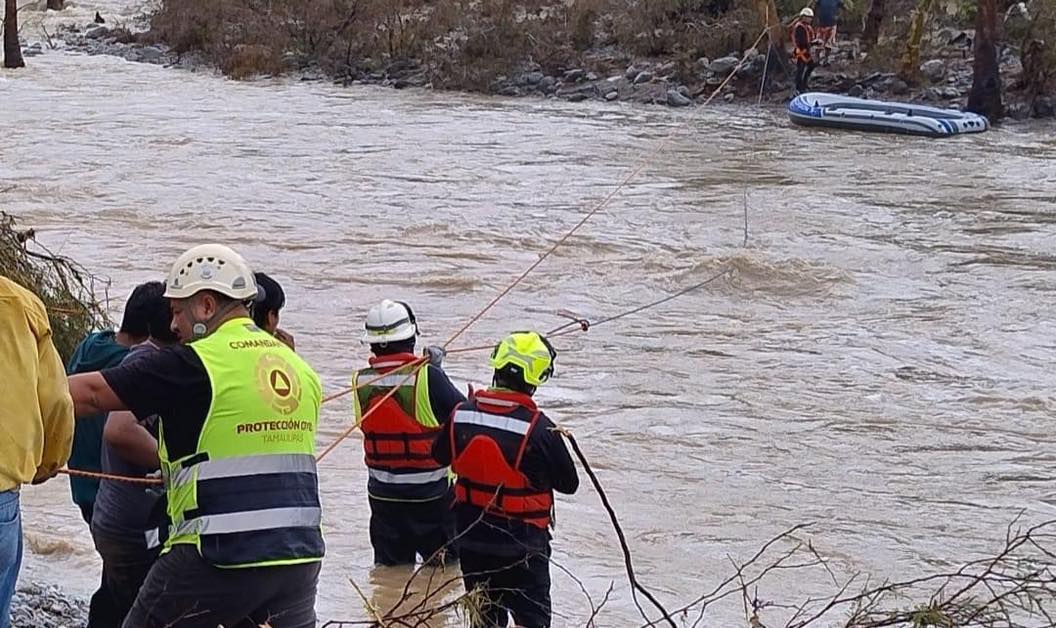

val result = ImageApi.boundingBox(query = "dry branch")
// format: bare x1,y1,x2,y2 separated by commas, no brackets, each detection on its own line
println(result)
0,212,111,360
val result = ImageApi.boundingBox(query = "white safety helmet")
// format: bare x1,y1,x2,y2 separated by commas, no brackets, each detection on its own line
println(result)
163,244,258,301
362,299,418,345
799,7,815,17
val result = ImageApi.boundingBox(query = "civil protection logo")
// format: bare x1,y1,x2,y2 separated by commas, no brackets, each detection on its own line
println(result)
256,354,302,415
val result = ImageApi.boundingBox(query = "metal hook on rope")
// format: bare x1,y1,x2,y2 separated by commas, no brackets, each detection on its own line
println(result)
553,309,591,334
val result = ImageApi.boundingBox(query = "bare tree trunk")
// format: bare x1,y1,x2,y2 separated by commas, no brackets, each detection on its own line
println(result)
967,0,1003,120
754,0,787,50
754,0,789,86
4,0,25,69
899,0,935,81
46,0,64,10
861,0,886,48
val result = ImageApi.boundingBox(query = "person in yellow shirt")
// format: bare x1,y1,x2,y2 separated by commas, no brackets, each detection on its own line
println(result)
0,275,75,628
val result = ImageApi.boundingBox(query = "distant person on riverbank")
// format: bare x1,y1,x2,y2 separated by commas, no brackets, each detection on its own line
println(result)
252,272,295,350
353,299,464,567
89,281,177,628
813,0,844,63
790,7,820,94
432,332,579,628
0,276,74,628
67,244,324,628
66,286,160,525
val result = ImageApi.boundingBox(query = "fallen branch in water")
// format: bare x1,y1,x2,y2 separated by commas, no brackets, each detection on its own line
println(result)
0,212,111,360
681,513,1056,628
562,429,678,627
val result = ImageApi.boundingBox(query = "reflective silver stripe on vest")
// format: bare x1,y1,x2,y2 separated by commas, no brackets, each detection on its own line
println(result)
368,468,449,485
172,453,317,489
476,397,519,408
453,410,530,435
363,374,416,389
175,507,322,537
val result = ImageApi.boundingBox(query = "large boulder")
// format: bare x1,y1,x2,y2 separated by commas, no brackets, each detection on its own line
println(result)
920,59,946,82
890,78,910,95
563,68,586,82
1034,97,1056,118
138,46,165,63
1005,102,1031,120
667,89,692,107
524,71,545,86
633,70,654,85
85,25,110,39
708,55,740,75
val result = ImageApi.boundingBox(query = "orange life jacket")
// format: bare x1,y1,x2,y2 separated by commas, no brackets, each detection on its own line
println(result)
790,20,815,62
356,353,448,499
449,390,553,529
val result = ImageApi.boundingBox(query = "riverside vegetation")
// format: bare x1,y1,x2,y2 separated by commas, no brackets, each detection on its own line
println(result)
41,0,1056,120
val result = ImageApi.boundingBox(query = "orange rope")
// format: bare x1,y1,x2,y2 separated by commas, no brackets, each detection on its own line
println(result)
315,333,580,406
439,26,767,351
319,365,423,405
313,357,429,463
58,467,162,485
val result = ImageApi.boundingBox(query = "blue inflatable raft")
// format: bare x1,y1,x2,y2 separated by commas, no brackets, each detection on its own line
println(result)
788,92,990,138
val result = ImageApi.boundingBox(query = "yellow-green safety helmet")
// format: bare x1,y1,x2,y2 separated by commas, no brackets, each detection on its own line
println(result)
490,331,557,387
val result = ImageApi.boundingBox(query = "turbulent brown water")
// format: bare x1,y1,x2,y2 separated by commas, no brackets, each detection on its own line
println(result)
3,2,1056,624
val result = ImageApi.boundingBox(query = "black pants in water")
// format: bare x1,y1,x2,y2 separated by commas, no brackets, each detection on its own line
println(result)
88,531,159,628
795,59,817,93
81,502,122,628
460,547,552,628
369,493,458,566
121,545,320,628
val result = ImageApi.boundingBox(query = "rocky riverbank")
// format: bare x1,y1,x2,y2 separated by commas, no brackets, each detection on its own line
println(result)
53,19,1055,120
10,582,87,628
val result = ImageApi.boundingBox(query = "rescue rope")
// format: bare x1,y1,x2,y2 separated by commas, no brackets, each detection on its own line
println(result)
439,26,768,352
67,267,734,481
742,10,775,248
58,467,162,485
313,27,766,410
313,357,429,463
544,267,733,338
319,365,423,405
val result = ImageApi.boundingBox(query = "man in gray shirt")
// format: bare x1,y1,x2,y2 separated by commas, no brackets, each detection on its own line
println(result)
88,281,176,628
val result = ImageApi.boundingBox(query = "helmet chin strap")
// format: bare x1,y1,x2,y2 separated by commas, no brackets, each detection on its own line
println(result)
191,299,246,340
